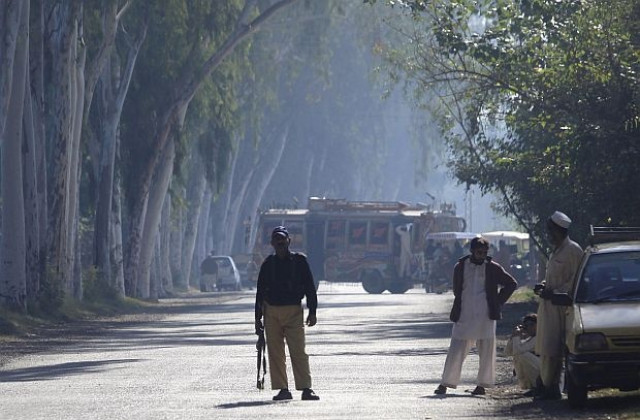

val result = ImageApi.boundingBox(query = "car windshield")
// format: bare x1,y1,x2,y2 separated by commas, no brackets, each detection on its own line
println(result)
576,251,640,303
215,258,231,268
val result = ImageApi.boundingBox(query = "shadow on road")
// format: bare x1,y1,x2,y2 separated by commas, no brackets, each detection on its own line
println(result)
0,358,141,382
491,388,640,419
216,400,289,409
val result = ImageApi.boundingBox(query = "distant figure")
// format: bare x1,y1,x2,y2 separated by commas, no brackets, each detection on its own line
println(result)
431,242,443,261
505,314,540,396
200,251,218,292
255,226,320,401
424,239,436,260
395,224,412,278
434,237,517,396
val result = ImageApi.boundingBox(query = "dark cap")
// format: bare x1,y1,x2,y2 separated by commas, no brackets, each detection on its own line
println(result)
271,226,289,238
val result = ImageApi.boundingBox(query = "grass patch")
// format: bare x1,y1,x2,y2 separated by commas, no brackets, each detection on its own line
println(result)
0,295,151,339
497,286,538,337
507,286,537,303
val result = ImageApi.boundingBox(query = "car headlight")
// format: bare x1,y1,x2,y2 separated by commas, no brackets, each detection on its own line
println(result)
576,333,608,351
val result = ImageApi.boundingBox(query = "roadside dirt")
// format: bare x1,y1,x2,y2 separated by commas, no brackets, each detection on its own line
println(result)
492,301,640,419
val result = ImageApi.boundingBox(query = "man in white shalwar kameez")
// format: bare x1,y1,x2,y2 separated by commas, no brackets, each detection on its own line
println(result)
395,224,412,278
434,237,517,396
533,211,583,400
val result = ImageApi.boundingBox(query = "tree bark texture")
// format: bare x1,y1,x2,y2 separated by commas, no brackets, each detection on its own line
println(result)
0,0,29,311
45,1,80,296
136,140,176,299
181,158,206,288
0,0,21,137
93,25,145,288
170,188,184,288
159,195,173,296
67,20,85,299
194,188,212,282
110,154,125,297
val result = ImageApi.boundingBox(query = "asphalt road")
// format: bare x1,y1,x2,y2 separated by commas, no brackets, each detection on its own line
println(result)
1,284,639,419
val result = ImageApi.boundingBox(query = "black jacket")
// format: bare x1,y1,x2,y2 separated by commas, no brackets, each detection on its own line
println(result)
255,252,317,320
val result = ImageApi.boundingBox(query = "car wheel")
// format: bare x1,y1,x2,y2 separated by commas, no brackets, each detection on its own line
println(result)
362,271,385,294
388,281,411,294
565,366,588,409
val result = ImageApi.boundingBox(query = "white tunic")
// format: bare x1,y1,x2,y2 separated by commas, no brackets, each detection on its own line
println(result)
535,236,583,357
451,259,496,340
505,335,540,389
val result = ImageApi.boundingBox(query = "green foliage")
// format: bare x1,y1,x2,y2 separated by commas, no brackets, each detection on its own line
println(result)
377,0,640,247
121,0,246,209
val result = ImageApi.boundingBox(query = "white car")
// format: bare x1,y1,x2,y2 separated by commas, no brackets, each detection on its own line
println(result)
212,256,242,291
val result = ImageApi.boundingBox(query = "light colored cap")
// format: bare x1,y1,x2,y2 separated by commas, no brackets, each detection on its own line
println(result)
550,211,571,228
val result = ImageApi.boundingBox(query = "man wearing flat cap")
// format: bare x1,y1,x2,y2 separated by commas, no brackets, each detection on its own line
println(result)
533,211,583,400
255,226,320,401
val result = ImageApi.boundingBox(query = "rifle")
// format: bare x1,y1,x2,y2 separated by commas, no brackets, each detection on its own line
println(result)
256,328,267,389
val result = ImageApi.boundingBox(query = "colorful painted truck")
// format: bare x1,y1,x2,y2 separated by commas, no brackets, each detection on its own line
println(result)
252,197,467,294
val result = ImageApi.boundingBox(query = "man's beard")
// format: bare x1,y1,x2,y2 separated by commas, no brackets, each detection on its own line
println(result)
470,257,484,265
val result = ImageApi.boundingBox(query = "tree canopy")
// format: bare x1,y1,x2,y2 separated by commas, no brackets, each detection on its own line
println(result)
370,0,640,248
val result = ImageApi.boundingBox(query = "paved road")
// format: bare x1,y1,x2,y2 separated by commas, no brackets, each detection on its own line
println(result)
2,284,637,419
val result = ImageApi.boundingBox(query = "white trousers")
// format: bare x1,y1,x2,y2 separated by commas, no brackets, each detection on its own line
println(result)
440,337,496,388
513,352,541,389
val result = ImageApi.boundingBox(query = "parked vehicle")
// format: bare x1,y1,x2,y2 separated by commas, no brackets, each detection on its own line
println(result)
423,231,480,293
552,226,640,408
482,230,532,284
211,256,242,291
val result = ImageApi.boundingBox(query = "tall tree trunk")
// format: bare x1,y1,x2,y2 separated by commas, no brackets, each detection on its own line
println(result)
151,235,163,299
0,0,21,137
192,187,212,290
181,158,207,288
220,143,241,254
136,140,176,299
45,1,80,300
23,60,41,304
110,153,125,297
196,188,212,267
30,0,48,303
159,195,174,296
170,187,184,288
124,108,174,296
1,0,29,311
93,24,146,287
67,19,85,299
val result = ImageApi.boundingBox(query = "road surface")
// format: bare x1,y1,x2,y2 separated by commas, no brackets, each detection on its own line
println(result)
1,283,639,419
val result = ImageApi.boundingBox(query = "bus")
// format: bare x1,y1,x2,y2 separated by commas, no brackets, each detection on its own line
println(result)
252,197,467,294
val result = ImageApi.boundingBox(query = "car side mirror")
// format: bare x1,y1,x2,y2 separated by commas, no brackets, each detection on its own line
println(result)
551,293,573,306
